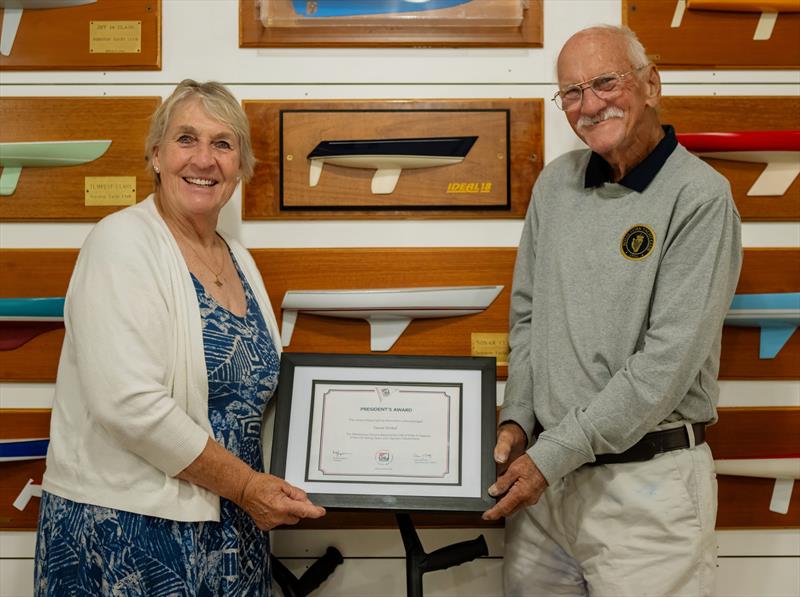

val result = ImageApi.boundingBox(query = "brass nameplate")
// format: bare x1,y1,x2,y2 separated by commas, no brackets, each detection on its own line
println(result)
471,333,509,366
90,21,142,54
85,177,137,206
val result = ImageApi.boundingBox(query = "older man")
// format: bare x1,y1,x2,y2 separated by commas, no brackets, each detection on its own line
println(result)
483,25,742,596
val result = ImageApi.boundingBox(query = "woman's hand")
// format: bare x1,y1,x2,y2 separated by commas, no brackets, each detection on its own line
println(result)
177,438,325,530
239,472,326,530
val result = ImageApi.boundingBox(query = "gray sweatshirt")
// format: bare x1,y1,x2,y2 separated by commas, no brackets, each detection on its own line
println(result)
500,143,742,485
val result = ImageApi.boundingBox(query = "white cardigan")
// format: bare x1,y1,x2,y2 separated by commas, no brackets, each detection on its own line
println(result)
42,196,282,521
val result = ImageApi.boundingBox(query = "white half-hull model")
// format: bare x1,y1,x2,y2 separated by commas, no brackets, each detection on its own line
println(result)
715,457,800,480
671,0,799,40
677,131,800,196
715,456,800,514
0,0,96,56
281,285,504,351
0,139,111,195
307,136,478,194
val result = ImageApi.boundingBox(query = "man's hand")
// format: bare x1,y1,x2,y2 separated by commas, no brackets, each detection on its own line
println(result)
482,422,548,521
493,422,528,476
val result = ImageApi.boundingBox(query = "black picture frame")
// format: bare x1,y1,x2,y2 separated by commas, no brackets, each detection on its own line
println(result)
270,353,497,512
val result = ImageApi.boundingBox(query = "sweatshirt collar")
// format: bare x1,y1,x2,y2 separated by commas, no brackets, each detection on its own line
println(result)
584,125,678,192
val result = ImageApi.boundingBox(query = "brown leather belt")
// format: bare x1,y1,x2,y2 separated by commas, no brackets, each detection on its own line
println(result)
589,423,706,466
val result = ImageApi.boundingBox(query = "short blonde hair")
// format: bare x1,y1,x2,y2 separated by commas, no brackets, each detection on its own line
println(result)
145,79,255,186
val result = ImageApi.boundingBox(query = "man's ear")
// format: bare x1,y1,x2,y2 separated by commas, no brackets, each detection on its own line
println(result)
644,64,662,109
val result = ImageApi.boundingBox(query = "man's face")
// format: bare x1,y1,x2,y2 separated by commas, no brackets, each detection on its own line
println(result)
556,32,657,160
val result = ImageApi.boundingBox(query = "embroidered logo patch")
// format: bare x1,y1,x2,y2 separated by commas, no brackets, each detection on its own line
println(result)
620,224,656,260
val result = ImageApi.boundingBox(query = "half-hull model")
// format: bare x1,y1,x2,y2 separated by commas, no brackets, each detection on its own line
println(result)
281,285,503,351
0,0,96,56
715,455,799,514
0,297,64,350
724,292,799,359
0,438,48,462
671,0,799,40
715,456,800,480
677,131,800,196
291,0,473,18
307,136,478,194
0,139,111,195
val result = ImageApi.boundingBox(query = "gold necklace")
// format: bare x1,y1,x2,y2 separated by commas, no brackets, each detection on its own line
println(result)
186,238,225,287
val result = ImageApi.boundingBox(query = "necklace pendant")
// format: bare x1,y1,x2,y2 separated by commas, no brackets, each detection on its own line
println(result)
214,277,223,288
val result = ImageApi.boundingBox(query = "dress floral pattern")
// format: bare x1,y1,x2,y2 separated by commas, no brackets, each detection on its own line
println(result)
35,255,279,596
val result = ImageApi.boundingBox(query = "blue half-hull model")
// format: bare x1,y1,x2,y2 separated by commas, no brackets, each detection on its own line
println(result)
0,297,65,350
0,296,64,319
725,292,800,359
291,0,473,18
0,438,49,462
307,135,478,194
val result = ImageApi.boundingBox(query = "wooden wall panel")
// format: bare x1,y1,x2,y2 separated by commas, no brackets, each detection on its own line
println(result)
623,0,800,69
0,410,50,530
0,97,160,221
710,407,800,528
4,407,795,529
0,248,797,382
243,99,542,219
0,0,160,70
240,0,542,48
661,97,800,221
252,249,513,372
719,249,800,379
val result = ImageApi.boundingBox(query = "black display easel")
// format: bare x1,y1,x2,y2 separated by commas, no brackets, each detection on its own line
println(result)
271,546,343,597
396,512,489,597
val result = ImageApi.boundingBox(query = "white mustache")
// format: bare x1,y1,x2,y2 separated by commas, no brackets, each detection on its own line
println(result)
577,107,625,129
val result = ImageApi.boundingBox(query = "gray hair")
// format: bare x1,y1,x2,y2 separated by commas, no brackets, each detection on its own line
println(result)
580,24,650,70
145,79,255,187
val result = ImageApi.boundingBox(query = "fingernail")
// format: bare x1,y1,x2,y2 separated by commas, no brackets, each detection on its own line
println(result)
488,485,498,497
495,453,507,464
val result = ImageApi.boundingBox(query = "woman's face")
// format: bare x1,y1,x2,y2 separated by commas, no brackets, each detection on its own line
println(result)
152,97,242,222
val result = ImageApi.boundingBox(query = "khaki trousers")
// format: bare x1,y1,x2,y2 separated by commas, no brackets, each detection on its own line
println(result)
504,442,717,597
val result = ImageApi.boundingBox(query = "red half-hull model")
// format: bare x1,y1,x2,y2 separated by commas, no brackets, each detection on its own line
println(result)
677,130,800,196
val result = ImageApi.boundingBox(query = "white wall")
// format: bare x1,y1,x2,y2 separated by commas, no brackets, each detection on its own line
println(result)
1,1,799,595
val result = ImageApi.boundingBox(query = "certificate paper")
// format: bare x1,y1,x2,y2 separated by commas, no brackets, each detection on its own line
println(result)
306,381,461,485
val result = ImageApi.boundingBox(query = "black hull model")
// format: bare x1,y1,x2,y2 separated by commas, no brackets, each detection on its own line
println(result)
306,136,478,194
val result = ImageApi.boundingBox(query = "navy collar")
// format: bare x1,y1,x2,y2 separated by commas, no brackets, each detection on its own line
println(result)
584,125,677,192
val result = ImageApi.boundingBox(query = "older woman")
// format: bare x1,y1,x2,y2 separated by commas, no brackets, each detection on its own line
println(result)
34,80,324,595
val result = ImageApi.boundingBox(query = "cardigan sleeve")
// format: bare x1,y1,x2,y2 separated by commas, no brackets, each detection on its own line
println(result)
64,211,210,477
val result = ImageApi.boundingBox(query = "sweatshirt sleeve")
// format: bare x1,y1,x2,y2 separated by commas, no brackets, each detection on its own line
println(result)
65,213,210,477
529,191,742,484
498,188,539,441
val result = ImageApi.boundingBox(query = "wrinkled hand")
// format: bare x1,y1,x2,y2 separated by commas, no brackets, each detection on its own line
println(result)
483,426,548,521
492,422,528,476
240,472,326,530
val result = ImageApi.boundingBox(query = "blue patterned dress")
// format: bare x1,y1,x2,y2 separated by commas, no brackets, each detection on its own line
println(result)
35,256,280,596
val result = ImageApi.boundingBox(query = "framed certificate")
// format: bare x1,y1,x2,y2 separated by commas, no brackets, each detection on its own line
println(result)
270,353,497,511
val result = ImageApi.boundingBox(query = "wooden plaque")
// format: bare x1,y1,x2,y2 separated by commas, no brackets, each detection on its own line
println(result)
0,409,49,530
243,99,542,219
0,97,159,221
719,248,800,379
0,248,797,382
623,0,800,69
709,407,800,528
0,0,160,70
663,96,800,222
240,0,542,48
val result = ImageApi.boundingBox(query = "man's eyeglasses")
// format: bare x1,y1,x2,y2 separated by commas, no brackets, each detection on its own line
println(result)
551,65,649,112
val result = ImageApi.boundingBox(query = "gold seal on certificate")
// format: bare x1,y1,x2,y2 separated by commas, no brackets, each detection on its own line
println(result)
307,382,461,484
271,353,497,511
